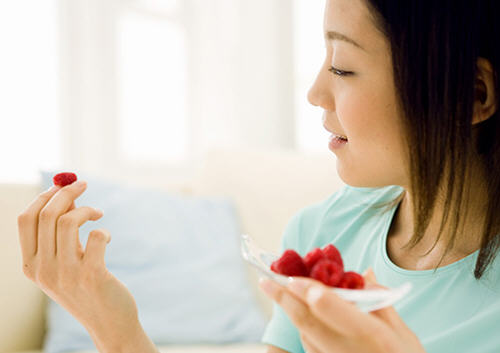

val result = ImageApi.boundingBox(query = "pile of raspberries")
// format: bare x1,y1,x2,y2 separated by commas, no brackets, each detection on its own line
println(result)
270,244,364,289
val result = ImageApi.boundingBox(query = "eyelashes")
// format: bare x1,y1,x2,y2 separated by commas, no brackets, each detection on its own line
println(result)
328,66,354,77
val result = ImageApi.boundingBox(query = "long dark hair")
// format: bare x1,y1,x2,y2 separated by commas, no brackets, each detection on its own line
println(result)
365,0,500,279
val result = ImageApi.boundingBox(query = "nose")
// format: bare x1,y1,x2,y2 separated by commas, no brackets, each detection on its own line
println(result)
307,62,335,111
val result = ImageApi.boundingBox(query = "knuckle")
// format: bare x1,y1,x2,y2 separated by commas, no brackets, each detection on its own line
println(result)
17,212,32,225
89,229,108,242
57,214,76,229
22,263,35,280
39,208,54,222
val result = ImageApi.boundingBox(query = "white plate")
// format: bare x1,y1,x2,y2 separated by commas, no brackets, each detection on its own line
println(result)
241,234,411,312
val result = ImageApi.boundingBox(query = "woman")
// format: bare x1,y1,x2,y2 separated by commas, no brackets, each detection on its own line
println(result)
261,0,500,352
16,0,500,352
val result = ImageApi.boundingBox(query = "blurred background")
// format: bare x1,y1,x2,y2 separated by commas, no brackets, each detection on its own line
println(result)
0,0,331,185
1,1,350,352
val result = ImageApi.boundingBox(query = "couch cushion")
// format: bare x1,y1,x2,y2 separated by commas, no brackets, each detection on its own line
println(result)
190,147,344,317
0,183,46,353
40,170,267,353
74,343,266,353
10,344,267,353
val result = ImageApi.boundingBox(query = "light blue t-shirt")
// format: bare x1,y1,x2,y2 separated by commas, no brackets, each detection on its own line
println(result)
262,184,500,353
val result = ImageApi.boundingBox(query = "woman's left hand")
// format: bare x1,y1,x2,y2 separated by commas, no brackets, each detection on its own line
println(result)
259,269,426,353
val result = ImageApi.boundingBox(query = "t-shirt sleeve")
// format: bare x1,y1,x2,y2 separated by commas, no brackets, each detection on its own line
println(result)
260,211,305,353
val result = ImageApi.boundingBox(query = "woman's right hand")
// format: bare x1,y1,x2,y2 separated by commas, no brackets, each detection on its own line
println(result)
16,180,140,347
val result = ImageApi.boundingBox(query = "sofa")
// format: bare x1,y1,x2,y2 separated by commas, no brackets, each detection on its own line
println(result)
1,147,344,353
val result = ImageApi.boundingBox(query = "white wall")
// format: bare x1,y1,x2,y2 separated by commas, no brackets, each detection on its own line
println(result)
1,0,330,186
56,0,296,188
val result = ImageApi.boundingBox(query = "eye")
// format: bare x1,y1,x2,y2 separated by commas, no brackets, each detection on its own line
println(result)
328,66,353,77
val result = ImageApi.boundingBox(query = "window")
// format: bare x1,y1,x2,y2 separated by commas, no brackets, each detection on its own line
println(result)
117,0,189,164
1,1,297,184
293,0,330,153
0,0,60,183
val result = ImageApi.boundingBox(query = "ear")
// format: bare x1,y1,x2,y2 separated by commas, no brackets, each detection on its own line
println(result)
472,57,498,125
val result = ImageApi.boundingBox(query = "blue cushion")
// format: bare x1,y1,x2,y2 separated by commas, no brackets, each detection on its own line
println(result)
39,170,267,353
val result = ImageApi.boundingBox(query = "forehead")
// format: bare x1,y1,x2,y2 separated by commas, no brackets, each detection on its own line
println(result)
324,0,384,54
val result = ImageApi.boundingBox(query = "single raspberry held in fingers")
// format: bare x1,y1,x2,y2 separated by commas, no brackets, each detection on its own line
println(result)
270,249,308,277
310,259,344,287
303,247,325,274
53,172,78,187
322,244,344,269
338,271,365,289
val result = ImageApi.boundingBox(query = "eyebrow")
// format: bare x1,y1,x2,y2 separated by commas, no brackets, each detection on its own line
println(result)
325,31,366,52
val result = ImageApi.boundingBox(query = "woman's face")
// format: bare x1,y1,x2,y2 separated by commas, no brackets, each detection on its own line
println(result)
308,0,408,188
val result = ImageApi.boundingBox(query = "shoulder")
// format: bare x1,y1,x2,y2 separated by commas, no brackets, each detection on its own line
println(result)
281,184,404,251
302,183,404,224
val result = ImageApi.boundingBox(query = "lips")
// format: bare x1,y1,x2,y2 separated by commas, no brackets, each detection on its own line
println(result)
323,123,346,136
324,126,348,140
334,134,348,141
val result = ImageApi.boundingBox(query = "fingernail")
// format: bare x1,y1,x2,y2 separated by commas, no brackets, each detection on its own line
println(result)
259,278,278,296
363,268,377,283
306,286,324,304
74,180,86,188
94,208,103,215
47,185,59,192
288,278,308,296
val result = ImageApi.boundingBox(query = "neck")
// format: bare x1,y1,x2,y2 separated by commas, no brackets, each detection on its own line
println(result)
392,151,487,260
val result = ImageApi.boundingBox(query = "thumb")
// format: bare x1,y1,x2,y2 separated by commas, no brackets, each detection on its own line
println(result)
363,268,386,289
363,268,409,332
83,229,111,267
363,267,376,283
67,201,76,212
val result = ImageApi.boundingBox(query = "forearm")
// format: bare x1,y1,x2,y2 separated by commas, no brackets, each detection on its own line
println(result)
88,319,160,353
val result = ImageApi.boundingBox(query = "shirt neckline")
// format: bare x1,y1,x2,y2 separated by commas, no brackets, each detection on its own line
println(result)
380,200,479,277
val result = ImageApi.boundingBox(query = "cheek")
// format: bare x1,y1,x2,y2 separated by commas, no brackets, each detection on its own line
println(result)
336,86,383,141
335,85,407,185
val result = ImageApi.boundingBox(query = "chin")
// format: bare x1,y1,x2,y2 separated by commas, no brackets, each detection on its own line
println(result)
336,162,397,188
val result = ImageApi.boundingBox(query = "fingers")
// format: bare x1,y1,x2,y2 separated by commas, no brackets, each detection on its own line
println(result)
37,180,87,257
362,270,409,331
259,279,343,346
83,229,111,268
301,334,323,353
286,277,380,336
17,185,61,260
56,206,103,263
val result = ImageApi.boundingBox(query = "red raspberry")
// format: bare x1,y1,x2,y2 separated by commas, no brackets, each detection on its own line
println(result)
338,271,365,289
53,172,78,187
322,244,343,269
270,249,308,277
303,248,325,274
310,259,344,287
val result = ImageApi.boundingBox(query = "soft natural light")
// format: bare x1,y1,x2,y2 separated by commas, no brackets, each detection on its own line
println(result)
0,0,60,184
128,0,179,15
117,9,188,164
293,0,330,153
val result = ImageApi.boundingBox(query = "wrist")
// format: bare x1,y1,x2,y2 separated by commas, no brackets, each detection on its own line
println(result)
88,318,159,353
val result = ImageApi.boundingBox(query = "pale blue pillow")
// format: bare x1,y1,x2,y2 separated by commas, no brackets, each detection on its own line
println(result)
39,170,267,353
